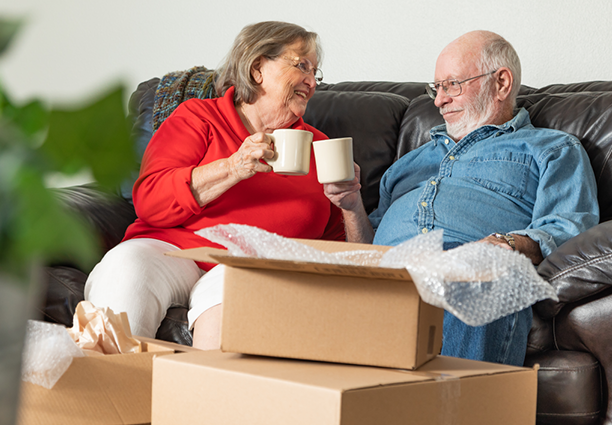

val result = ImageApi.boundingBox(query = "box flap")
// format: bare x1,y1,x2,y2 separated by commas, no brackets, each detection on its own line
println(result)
167,241,413,281
136,336,200,353
156,351,435,392
417,355,533,378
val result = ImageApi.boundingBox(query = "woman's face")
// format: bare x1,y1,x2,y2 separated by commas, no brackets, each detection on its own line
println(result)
253,41,319,129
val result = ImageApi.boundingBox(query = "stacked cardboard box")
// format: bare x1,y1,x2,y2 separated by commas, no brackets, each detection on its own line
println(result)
17,337,196,425
153,350,537,425
168,239,443,370
155,239,538,424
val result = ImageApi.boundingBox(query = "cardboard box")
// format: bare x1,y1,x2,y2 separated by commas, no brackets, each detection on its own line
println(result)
152,350,538,425
169,239,443,370
17,337,197,425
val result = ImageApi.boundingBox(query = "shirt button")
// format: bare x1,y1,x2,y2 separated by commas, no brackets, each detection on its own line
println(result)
430,181,437,185
444,139,450,144
449,155,455,160
421,202,428,207
422,228,428,234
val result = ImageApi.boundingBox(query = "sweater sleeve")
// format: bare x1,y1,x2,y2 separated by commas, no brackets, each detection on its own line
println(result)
132,105,209,227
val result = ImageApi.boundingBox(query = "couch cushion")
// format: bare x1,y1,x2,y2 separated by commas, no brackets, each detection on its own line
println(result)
524,350,603,425
122,78,159,202
303,90,410,214
397,94,444,157
39,266,87,327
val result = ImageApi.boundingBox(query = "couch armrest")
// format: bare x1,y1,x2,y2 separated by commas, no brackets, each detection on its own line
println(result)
535,220,612,318
52,184,137,258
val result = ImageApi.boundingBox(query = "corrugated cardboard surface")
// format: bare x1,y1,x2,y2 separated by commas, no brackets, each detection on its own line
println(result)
152,350,538,425
221,266,441,369
17,337,195,425
167,239,444,370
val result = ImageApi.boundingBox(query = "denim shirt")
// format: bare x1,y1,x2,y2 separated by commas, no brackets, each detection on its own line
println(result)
370,108,599,257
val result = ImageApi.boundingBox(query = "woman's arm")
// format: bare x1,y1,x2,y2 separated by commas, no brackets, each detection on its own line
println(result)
190,133,274,207
134,102,274,227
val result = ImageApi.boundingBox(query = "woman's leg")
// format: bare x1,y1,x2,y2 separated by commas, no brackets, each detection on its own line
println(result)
189,265,226,350
85,238,204,338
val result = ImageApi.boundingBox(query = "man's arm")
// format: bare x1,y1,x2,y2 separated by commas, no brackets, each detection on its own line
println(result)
323,163,375,244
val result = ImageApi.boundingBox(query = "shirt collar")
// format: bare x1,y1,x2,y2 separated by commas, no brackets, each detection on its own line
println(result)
430,107,531,144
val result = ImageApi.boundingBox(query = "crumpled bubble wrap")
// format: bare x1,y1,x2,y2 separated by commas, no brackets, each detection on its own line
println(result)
380,230,558,326
196,224,558,326
21,320,85,389
196,223,384,267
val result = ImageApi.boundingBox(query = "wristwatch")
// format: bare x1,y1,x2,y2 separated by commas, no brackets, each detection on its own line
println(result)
491,233,516,250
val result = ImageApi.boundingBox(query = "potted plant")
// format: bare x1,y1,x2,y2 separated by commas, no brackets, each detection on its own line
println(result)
0,19,136,424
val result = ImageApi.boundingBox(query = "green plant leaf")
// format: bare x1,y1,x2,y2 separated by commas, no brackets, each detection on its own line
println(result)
0,18,21,57
42,85,137,189
14,167,99,267
5,98,49,138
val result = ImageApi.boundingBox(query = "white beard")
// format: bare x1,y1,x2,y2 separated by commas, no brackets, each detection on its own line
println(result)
443,83,497,141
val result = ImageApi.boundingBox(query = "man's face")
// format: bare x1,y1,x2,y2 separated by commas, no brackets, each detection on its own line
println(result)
433,49,497,141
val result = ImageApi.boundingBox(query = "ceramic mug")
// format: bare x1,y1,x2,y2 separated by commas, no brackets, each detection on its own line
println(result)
312,137,355,183
264,129,313,175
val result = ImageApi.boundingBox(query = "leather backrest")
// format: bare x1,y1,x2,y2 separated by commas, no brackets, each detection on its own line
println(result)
302,90,410,213
127,78,612,221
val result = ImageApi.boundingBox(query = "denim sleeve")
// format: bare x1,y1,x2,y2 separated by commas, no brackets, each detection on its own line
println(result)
510,136,599,258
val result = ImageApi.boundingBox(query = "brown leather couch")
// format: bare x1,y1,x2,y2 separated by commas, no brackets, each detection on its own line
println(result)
42,78,612,425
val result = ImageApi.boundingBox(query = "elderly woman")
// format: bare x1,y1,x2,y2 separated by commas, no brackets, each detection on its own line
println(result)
85,21,345,349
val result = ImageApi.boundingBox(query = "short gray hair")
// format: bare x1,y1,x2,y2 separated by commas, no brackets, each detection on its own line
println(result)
477,35,522,107
215,21,322,104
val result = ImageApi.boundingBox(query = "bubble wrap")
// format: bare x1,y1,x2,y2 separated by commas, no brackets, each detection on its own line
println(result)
21,320,85,389
196,224,558,326
196,223,384,266
380,230,558,326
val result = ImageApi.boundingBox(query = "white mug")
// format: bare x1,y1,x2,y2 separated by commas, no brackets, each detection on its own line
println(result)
264,129,313,175
312,137,355,184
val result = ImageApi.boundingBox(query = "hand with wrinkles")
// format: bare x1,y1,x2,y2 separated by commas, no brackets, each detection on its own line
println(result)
323,163,375,244
323,162,362,211
227,132,275,180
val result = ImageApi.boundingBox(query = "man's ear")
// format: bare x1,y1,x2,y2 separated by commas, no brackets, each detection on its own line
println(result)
495,67,513,102
251,57,264,84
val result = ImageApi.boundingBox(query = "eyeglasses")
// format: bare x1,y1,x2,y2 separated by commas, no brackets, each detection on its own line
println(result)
426,69,498,100
283,56,324,85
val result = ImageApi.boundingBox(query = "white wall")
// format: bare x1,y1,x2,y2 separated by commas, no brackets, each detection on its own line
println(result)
1,0,611,105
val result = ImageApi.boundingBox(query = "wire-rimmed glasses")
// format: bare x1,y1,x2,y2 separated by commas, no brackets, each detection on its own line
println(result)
283,56,324,85
426,69,498,100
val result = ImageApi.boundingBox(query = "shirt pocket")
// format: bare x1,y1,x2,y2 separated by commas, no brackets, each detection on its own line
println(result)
466,152,531,198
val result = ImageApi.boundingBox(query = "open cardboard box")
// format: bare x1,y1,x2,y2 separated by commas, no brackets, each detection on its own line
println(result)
168,239,444,370
152,350,538,425
17,336,198,425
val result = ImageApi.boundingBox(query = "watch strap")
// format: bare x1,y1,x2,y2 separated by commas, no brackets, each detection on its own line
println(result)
491,232,516,250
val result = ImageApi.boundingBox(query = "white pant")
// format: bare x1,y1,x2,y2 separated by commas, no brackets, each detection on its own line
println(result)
84,238,225,338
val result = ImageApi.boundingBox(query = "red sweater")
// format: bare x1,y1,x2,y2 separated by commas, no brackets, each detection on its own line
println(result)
123,87,346,270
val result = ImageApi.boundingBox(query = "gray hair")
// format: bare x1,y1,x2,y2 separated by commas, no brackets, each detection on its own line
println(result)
477,35,522,107
215,21,322,104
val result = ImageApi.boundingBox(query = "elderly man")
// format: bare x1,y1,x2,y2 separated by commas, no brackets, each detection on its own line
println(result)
324,30,599,366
